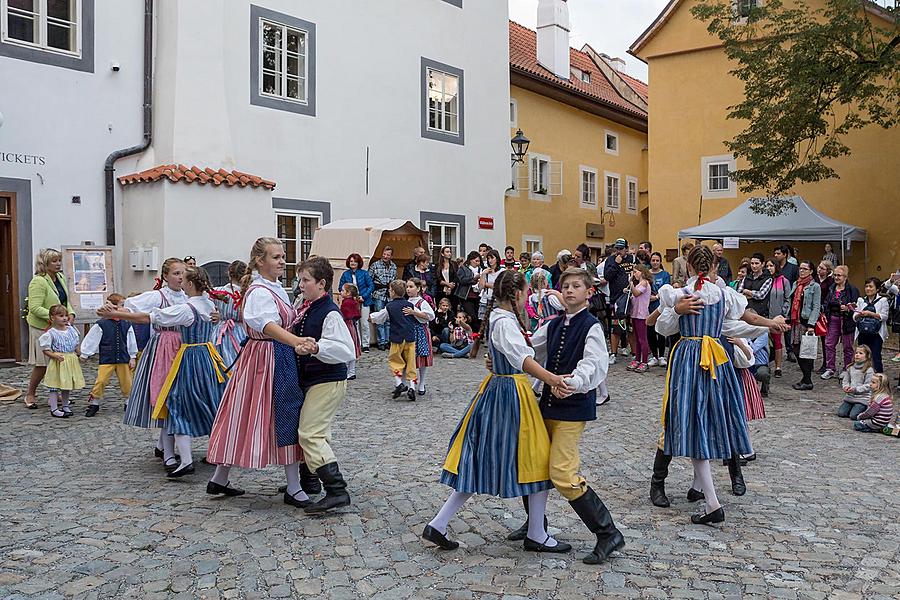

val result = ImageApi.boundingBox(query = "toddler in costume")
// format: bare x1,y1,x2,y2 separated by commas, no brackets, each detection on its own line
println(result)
40,305,85,418
339,283,362,380
406,278,436,396
80,293,137,417
369,280,419,401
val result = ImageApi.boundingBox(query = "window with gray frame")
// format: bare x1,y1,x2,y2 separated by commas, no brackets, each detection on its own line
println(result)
0,0,94,71
250,5,316,116
421,58,465,145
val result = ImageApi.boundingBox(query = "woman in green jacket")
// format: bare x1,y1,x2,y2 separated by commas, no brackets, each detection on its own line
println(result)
24,248,76,408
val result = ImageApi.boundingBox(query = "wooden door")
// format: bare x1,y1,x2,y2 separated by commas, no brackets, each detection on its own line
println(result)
0,194,20,361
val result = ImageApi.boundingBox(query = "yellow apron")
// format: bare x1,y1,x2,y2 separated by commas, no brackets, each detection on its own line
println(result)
152,342,230,420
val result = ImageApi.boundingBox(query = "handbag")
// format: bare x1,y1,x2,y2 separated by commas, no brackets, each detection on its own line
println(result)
856,301,881,335
814,313,828,337
799,333,819,360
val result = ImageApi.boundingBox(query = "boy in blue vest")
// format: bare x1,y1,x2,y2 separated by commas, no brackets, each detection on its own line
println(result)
80,293,137,417
292,257,357,513
511,268,624,563
369,280,419,401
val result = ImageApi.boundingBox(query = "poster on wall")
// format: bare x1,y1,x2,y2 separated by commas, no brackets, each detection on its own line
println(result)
62,246,117,324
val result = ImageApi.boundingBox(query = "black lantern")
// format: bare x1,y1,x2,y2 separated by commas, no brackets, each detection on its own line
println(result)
510,129,530,164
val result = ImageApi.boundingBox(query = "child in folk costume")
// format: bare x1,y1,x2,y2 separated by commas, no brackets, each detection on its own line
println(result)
100,267,229,478
80,293,137,417
40,305,85,418
291,257,357,513
369,280,419,401
422,270,574,554
649,245,786,524
722,334,764,464
407,278,435,396
206,238,312,506
339,283,362,380
120,259,188,469
526,268,563,332
212,260,248,368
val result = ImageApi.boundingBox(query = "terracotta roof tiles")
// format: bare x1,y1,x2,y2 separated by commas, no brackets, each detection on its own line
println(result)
118,164,276,191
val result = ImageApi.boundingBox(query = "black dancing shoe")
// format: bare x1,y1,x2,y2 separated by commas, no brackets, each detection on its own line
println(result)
407,387,417,401
421,525,459,550
742,453,757,462
85,404,100,417
392,383,408,399
691,507,725,526
523,535,572,553
206,481,245,497
166,463,195,478
155,447,164,459
284,490,314,509
418,387,426,396
164,459,180,473
686,488,704,502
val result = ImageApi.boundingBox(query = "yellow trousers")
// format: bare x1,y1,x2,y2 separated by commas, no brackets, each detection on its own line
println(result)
298,380,347,471
388,341,417,381
89,364,134,400
544,419,588,501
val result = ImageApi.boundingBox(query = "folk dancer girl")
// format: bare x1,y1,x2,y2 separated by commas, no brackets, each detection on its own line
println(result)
212,260,249,368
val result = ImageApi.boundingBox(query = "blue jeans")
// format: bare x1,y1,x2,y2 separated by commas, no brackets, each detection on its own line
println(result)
439,343,472,358
372,297,390,346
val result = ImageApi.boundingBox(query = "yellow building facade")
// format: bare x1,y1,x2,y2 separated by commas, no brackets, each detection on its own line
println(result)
505,22,650,262
631,0,899,277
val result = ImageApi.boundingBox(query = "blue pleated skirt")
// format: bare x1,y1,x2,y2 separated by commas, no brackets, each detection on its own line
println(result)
123,334,167,429
165,345,228,437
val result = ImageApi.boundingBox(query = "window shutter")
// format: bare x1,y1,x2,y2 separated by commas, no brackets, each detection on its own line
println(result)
549,161,563,196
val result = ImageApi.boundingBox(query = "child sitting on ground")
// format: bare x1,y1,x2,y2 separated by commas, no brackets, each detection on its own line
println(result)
80,293,137,416
439,311,474,358
853,374,894,433
369,280,419,400
40,304,85,418
339,283,362,381
837,345,875,420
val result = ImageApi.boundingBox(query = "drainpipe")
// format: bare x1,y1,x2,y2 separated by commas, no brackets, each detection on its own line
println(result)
104,0,153,246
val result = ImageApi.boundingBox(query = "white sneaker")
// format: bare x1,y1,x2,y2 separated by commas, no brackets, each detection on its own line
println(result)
608,354,617,365
821,369,835,380
619,348,631,356
659,356,667,367
647,357,659,367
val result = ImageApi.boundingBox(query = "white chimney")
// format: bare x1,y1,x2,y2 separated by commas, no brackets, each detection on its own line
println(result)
537,0,570,80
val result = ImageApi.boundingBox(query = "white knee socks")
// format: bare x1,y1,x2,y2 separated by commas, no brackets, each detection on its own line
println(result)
60,391,70,409
348,360,356,378
284,462,309,501
527,491,558,547
159,431,176,462
210,465,231,485
174,434,193,469
48,390,59,411
691,459,720,513
417,368,427,391
394,374,403,386
428,491,473,534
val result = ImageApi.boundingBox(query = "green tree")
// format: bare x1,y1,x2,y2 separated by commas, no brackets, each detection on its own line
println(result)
691,0,899,215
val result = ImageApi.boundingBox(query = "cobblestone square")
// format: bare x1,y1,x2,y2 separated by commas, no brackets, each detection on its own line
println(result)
1,352,898,599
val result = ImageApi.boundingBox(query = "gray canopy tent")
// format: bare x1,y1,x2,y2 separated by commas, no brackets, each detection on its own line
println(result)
678,196,867,266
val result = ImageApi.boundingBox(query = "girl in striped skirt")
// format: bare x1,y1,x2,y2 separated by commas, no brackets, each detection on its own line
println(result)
422,270,573,553
652,245,787,525
101,267,229,478
212,260,248,368
407,278,435,396
117,258,188,471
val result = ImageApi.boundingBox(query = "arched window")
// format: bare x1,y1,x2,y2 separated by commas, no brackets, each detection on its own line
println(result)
201,261,230,288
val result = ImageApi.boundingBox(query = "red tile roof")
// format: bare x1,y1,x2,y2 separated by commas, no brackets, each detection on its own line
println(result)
118,164,276,191
509,21,648,119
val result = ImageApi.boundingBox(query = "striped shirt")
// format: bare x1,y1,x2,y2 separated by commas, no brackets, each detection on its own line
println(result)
857,394,895,428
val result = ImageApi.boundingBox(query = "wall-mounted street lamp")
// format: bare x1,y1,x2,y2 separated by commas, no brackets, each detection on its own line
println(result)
511,129,530,165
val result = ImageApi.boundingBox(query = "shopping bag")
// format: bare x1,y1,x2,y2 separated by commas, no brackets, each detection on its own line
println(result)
799,333,818,360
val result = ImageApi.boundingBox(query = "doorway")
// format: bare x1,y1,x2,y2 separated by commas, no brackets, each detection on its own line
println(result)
0,194,21,361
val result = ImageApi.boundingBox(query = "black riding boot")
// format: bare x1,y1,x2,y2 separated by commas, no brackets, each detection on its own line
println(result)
507,495,549,541
300,461,322,496
568,487,625,565
727,456,746,496
650,449,672,508
304,462,351,514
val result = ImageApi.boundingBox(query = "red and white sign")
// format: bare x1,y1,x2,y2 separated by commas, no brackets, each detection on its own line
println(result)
478,217,494,230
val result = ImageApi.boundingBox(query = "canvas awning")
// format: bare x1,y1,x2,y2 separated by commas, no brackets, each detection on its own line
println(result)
678,196,867,242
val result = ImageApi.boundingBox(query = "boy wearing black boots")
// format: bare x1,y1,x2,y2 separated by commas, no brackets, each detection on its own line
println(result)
510,268,624,564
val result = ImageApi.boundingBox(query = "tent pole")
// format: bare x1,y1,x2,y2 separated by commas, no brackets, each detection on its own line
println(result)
841,231,845,266
865,240,869,277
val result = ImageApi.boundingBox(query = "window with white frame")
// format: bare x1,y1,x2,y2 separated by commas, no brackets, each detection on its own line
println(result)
626,176,638,212
605,172,620,211
260,18,308,103
580,166,598,209
2,0,80,55
276,212,320,289
733,0,759,19
605,130,619,156
509,98,517,128
427,221,460,260
581,70,591,83
523,236,543,256
427,68,460,135
701,154,737,199
528,153,562,199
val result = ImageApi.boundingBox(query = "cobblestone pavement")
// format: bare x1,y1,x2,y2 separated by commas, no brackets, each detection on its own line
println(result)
1,349,899,600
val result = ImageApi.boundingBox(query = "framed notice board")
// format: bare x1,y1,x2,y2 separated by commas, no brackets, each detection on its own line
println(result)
62,245,117,323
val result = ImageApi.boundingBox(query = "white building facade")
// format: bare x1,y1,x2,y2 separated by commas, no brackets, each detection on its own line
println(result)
0,0,511,360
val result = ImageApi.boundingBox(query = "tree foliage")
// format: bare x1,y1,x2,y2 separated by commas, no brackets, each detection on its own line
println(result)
691,0,899,215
